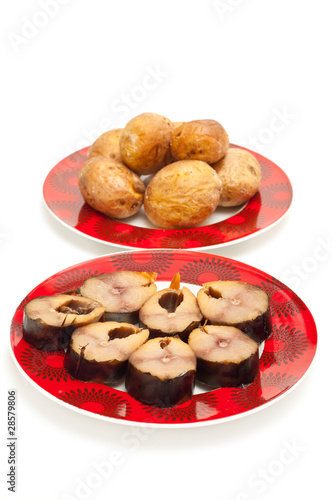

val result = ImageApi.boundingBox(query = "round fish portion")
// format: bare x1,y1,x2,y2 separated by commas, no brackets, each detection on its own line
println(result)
80,271,158,322
64,321,149,384
125,337,196,407
139,284,202,341
23,294,105,351
197,281,271,343
188,325,259,388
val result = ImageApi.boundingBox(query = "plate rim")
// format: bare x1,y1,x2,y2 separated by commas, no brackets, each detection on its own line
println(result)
10,249,317,428
8,339,317,428
43,145,293,250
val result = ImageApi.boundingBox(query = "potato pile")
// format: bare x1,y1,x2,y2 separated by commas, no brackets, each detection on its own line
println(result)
78,112,262,229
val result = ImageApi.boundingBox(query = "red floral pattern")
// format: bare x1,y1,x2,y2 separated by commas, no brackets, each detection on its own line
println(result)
59,388,131,419
142,393,220,423
108,250,174,275
10,250,317,426
52,269,101,293
231,371,299,410
178,257,241,284
260,325,309,368
20,346,69,383
259,277,307,318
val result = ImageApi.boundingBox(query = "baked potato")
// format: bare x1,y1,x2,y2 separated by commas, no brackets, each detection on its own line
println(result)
87,128,123,162
78,156,145,219
171,119,229,164
144,160,222,228
212,148,262,207
120,112,174,175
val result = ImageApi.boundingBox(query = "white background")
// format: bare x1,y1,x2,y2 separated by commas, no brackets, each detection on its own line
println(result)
1,1,331,498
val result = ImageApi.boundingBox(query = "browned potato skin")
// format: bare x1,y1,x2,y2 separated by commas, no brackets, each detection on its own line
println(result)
171,119,229,164
144,160,222,229
120,112,174,175
87,128,123,162
212,148,262,207
165,122,186,164
78,157,145,219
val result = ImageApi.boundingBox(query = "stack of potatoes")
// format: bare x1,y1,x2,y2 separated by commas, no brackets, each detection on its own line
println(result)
78,113,262,229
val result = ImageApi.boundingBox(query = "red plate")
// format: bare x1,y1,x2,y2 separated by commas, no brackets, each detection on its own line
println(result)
10,250,317,427
43,146,292,249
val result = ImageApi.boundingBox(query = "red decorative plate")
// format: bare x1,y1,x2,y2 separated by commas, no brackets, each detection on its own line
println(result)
43,146,292,249
10,250,317,427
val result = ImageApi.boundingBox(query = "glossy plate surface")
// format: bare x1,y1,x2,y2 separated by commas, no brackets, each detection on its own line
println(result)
43,146,292,249
10,250,317,427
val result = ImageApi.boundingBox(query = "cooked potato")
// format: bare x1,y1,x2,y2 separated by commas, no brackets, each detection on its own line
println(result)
144,160,222,229
120,112,174,175
171,119,229,164
78,157,145,219
87,128,123,161
212,148,262,207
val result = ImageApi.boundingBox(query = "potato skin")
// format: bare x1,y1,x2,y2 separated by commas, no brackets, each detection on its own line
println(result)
88,128,123,162
78,157,145,219
212,148,262,207
144,160,222,229
120,112,174,175
171,119,229,164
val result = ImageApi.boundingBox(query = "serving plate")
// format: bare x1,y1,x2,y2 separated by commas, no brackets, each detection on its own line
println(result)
10,250,317,427
43,146,292,249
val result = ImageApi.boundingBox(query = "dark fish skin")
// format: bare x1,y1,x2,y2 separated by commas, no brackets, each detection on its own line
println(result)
207,309,272,344
195,352,259,389
23,314,74,351
64,344,127,385
140,320,202,343
125,363,195,408
104,310,140,324
22,295,105,351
